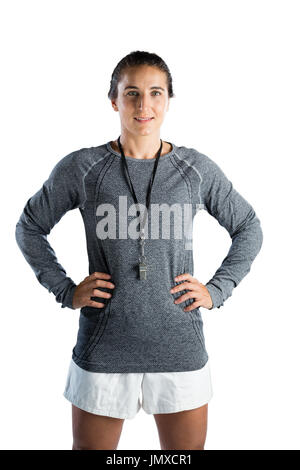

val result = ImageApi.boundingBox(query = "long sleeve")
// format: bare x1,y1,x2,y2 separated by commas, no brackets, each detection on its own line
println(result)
15,151,86,310
199,154,263,309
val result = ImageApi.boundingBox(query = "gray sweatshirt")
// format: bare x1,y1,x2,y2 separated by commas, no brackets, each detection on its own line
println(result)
15,141,263,373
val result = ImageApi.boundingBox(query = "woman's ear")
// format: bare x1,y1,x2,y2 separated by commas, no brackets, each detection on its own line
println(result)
111,99,119,112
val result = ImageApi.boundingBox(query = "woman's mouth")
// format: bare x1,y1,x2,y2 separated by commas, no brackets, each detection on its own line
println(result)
134,117,154,123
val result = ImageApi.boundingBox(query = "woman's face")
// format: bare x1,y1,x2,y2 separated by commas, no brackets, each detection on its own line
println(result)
111,65,170,138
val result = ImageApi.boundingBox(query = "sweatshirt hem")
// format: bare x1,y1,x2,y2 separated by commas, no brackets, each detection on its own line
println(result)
71,351,209,373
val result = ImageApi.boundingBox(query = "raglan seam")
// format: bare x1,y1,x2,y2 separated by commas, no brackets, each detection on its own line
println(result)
92,154,116,279
170,153,195,310
170,154,192,200
174,151,204,209
80,150,112,209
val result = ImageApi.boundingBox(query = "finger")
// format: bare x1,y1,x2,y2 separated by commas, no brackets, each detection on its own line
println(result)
170,281,196,293
92,279,115,289
174,273,194,283
174,292,196,304
183,300,202,312
86,299,105,308
90,272,112,280
91,289,112,299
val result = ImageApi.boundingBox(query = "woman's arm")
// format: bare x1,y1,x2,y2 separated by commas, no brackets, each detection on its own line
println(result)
15,151,86,310
199,153,263,309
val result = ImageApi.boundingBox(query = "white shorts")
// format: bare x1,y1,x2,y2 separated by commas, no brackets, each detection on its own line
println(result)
63,358,213,420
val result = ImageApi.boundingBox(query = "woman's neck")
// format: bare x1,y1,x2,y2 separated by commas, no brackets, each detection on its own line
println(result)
110,139,172,160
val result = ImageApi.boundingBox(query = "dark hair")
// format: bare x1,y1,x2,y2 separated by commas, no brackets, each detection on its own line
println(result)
108,50,175,101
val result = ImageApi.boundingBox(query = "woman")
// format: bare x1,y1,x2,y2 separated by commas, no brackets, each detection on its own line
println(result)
15,50,263,450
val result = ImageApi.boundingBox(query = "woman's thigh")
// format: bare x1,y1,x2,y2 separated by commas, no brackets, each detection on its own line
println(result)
72,404,125,450
153,403,208,450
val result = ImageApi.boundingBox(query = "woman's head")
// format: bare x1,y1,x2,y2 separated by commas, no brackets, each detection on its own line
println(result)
108,51,175,138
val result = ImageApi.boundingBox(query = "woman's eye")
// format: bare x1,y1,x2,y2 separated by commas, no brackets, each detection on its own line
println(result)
127,91,161,96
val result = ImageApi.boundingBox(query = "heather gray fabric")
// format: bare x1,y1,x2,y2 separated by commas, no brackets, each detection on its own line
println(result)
15,141,263,373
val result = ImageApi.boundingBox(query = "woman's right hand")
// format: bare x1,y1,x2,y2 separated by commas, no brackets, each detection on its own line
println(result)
72,272,115,309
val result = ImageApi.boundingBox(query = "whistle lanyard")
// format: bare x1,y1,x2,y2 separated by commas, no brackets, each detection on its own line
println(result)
117,135,163,280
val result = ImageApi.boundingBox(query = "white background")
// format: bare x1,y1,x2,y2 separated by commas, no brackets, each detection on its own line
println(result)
1,0,299,450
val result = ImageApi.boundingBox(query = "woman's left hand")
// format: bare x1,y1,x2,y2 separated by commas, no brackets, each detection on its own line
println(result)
170,273,213,311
